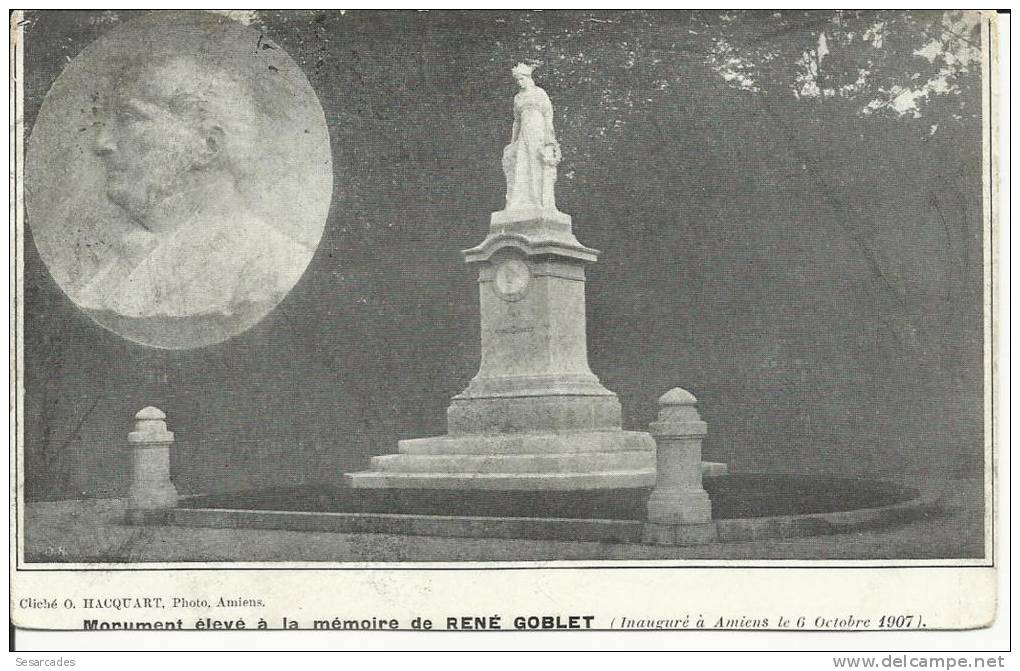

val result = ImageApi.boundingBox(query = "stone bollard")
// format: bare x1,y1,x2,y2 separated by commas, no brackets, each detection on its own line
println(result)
125,406,178,524
642,388,718,545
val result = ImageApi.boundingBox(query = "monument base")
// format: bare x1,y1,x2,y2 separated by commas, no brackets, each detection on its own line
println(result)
343,430,728,490
344,430,656,490
343,470,655,491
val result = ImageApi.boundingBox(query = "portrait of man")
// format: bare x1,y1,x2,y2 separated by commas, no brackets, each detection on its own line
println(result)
25,11,333,349
80,56,311,320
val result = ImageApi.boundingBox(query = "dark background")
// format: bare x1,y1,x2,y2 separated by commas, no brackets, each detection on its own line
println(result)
21,10,986,501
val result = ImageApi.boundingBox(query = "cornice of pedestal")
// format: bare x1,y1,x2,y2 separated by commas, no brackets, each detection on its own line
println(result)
462,208,599,264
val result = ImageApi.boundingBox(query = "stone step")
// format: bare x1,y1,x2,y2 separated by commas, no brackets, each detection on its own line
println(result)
343,469,656,491
371,451,654,474
398,430,655,455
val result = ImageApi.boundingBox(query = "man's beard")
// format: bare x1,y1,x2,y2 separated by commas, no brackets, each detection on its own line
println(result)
105,180,149,225
104,170,183,227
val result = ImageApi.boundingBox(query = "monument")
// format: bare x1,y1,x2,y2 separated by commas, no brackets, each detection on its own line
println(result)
345,64,654,490
346,64,704,489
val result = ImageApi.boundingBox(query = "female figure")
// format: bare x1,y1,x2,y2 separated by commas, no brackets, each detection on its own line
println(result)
502,63,561,213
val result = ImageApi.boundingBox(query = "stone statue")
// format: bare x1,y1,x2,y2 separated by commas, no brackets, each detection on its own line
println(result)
502,63,561,213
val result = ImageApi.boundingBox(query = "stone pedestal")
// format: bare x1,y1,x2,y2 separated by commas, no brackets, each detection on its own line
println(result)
125,406,178,523
642,388,718,545
345,208,656,490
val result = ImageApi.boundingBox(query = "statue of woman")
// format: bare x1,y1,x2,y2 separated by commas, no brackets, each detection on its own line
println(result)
502,63,561,213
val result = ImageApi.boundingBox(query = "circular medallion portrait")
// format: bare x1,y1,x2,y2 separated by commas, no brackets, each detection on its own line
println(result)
493,258,530,301
26,11,333,349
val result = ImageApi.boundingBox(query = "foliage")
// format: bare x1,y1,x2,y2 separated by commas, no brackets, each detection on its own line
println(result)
703,10,983,123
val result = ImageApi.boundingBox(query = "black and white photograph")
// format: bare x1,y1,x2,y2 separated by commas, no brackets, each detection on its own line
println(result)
10,8,1002,638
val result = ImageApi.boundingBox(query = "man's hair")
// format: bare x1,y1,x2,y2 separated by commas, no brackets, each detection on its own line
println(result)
114,55,257,181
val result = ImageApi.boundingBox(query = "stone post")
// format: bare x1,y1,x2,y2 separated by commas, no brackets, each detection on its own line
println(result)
642,388,718,545
125,406,178,524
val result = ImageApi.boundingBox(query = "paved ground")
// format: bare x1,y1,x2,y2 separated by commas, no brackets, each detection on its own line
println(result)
21,477,984,563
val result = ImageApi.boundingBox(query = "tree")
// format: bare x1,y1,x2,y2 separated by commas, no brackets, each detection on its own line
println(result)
697,10,984,373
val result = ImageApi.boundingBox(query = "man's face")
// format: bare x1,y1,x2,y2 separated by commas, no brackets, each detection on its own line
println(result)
94,75,206,222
